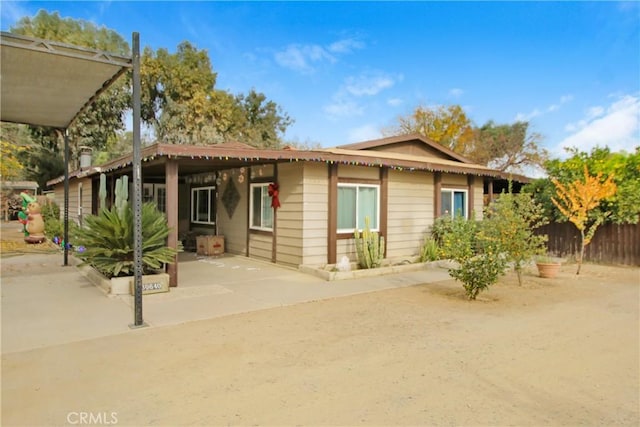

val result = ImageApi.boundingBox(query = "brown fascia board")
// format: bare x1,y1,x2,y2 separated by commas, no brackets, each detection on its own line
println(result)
46,142,531,186
336,133,475,164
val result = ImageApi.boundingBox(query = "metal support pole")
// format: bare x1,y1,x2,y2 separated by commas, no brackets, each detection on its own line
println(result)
63,129,69,266
130,32,146,328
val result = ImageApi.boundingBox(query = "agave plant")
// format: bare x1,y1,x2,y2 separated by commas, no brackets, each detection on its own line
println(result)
74,202,177,278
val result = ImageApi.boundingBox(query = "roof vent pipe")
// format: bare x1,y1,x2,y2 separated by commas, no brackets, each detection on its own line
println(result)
79,146,92,169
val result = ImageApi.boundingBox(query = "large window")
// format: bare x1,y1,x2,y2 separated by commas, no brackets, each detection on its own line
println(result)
250,183,274,231
441,189,467,219
337,183,379,232
191,186,216,224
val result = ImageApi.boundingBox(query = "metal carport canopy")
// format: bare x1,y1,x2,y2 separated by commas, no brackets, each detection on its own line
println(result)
0,31,131,128
1,31,146,328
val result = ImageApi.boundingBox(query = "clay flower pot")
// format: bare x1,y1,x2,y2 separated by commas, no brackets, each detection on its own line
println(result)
536,261,561,278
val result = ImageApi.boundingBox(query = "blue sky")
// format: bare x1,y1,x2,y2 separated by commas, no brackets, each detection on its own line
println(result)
2,1,639,159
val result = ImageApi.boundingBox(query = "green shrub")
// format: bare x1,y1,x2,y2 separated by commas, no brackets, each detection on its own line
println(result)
435,213,507,300
481,189,548,285
450,253,507,300
40,199,60,223
436,215,478,262
74,202,177,278
419,236,440,262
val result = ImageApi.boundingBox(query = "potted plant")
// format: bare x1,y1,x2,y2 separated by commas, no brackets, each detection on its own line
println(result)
535,255,562,279
74,176,177,294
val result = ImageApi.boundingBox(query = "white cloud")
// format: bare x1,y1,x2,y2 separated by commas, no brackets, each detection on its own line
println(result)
274,44,335,73
387,98,403,107
324,99,364,119
515,94,573,122
558,94,640,154
344,72,396,97
274,37,363,73
560,94,574,104
347,124,382,143
448,88,464,98
328,38,364,54
324,71,400,119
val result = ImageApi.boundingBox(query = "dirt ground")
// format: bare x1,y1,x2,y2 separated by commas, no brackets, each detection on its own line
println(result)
2,259,639,426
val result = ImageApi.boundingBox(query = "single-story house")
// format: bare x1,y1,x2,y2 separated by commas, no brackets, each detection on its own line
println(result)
47,134,529,286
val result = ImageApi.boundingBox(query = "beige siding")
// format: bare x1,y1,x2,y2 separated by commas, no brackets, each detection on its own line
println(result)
442,173,467,187
274,163,304,267
337,238,357,262
216,168,248,255
249,232,272,262
386,170,434,258
55,178,92,225
473,179,484,220
300,162,329,265
338,164,378,180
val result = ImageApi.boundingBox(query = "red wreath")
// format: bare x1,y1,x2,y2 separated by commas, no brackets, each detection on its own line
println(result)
268,183,281,209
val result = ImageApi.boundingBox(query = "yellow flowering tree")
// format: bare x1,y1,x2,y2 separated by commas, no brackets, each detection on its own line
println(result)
551,166,617,274
0,140,25,180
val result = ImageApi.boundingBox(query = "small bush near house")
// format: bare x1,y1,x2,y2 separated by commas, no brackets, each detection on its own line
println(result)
435,215,478,262
419,236,440,262
435,213,508,300
481,190,548,285
449,252,507,300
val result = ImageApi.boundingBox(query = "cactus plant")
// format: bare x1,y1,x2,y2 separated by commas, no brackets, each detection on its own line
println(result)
114,175,129,216
99,173,107,212
354,216,385,269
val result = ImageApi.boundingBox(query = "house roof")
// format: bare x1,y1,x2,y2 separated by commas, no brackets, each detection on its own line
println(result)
47,137,530,186
0,31,132,129
0,180,39,190
336,133,474,164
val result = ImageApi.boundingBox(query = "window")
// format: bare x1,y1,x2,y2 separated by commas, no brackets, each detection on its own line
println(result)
143,184,166,213
337,183,379,232
191,186,216,224
250,183,274,231
441,189,467,219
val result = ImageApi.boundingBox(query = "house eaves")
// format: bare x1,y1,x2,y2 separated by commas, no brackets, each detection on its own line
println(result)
47,142,530,186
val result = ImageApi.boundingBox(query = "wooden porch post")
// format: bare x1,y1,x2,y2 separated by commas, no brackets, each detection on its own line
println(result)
434,171,442,218
327,163,338,264
467,175,475,218
166,159,179,287
488,179,494,203
380,167,388,258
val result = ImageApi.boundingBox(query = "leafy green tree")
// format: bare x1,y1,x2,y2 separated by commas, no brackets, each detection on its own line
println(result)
232,90,294,148
385,106,547,173
141,42,219,144
526,146,640,224
469,121,548,173
384,104,473,152
481,189,548,285
141,44,292,147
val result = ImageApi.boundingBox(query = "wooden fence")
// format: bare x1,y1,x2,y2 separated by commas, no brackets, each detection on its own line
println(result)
535,223,640,266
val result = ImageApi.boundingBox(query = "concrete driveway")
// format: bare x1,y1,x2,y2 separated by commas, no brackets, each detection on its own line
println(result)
1,243,450,354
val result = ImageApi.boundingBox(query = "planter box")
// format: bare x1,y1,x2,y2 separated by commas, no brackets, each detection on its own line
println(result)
196,235,225,256
80,265,170,296
299,258,452,281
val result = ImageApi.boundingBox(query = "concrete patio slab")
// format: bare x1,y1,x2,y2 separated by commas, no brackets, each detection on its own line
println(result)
2,243,451,354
